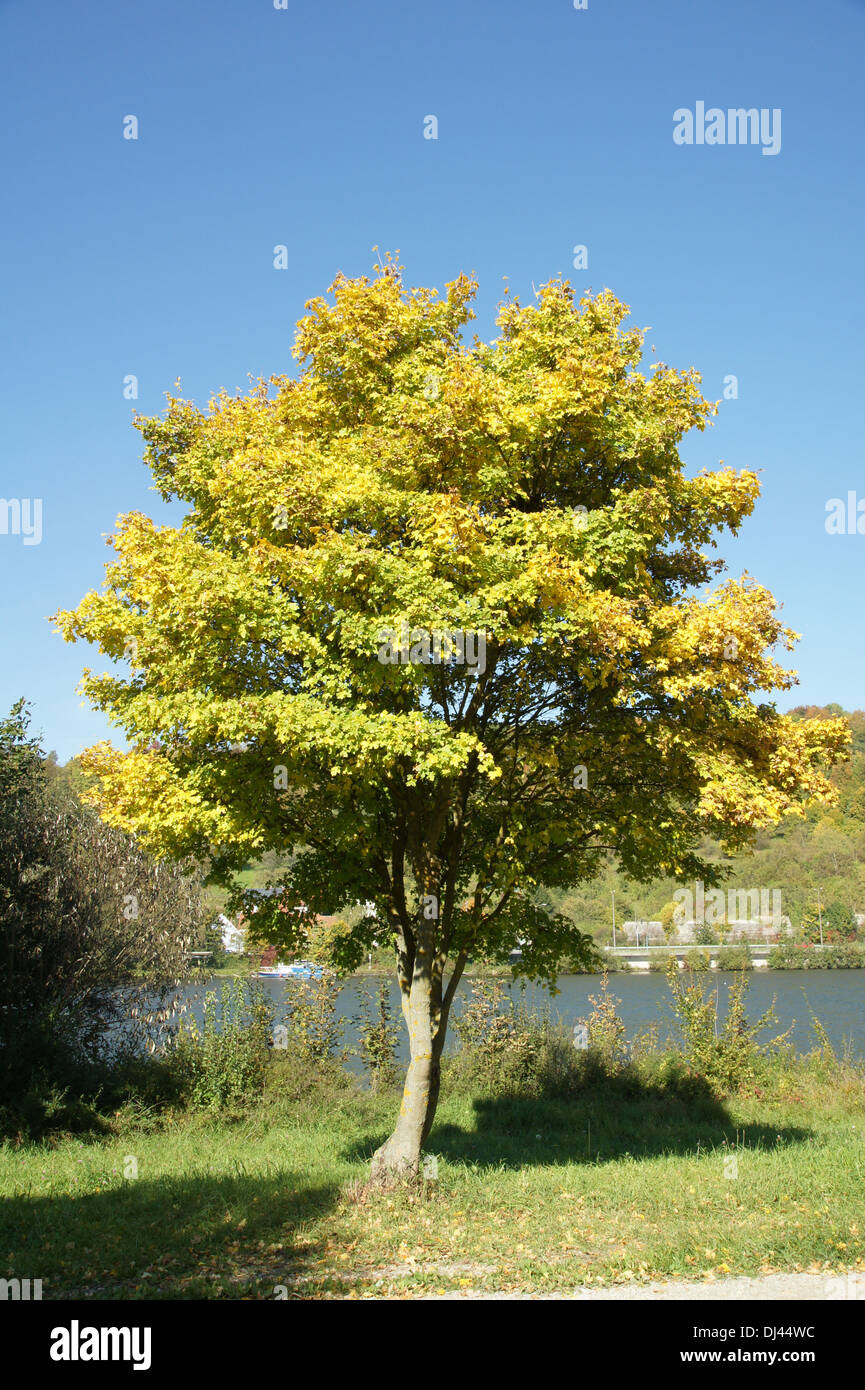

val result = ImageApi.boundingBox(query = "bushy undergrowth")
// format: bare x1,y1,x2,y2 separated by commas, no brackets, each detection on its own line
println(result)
3,965,863,1145
649,945,753,972
446,973,719,1101
662,960,790,1094
0,1043,186,1142
648,951,676,973
448,979,575,1097
284,976,345,1061
0,703,202,1116
713,945,753,970
168,980,273,1112
352,980,401,1092
769,941,865,969
444,969,859,1107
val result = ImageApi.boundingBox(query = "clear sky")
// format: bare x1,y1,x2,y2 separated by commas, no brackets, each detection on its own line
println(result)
1,0,863,760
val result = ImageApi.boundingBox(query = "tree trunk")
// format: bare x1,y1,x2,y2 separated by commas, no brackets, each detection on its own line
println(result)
369,942,466,1185
370,963,438,1184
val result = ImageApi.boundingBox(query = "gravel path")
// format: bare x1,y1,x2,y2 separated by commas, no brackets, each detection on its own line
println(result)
428,1269,863,1300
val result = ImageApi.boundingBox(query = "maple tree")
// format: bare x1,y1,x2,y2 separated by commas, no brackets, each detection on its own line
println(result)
56,258,848,1180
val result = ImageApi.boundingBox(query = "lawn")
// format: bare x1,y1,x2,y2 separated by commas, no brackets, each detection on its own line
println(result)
2,1053,863,1299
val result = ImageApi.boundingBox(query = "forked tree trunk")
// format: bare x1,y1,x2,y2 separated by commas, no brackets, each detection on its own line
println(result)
369,943,463,1185
370,966,439,1184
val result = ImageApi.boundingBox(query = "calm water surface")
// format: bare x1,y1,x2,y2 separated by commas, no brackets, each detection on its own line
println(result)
181,969,865,1064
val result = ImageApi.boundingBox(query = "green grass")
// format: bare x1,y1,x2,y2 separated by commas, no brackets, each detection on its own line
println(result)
2,1050,864,1299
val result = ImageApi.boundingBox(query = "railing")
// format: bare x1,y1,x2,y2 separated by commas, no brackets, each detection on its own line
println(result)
602,943,781,968
605,943,775,953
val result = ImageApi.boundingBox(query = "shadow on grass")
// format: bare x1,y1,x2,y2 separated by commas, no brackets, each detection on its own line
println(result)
0,1172,341,1300
343,1069,813,1170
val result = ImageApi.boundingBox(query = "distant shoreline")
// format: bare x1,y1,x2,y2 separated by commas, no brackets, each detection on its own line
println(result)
200,956,865,980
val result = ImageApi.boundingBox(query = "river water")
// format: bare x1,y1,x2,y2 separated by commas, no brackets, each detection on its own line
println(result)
180,969,865,1064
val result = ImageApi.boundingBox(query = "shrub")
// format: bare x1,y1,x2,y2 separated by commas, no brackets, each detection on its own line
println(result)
0,701,202,1101
769,941,865,970
169,980,272,1111
602,953,632,973
648,950,676,972
682,947,712,972
264,1046,357,1106
0,1074,108,1142
450,979,579,1098
664,960,788,1095
577,971,628,1072
286,975,345,1060
714,945,752,971
353,980,400,1091
821,943,865,968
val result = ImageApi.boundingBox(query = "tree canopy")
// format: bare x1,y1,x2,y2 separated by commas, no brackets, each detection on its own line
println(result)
55,259,848,1176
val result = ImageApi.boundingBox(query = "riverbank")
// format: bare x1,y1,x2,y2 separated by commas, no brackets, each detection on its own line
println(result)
4,960,865,1300
185,967,865,1062
2,1048,862,1299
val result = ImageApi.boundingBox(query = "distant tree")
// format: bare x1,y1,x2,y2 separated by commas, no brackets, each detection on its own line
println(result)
658,900,679,941
799,899,854,943
695,920,719,946
823,899,857,941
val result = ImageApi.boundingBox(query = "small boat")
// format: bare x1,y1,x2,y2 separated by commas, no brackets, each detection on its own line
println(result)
257,960,331,980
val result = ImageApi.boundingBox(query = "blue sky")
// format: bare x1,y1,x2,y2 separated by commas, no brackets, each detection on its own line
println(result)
1,0,863,760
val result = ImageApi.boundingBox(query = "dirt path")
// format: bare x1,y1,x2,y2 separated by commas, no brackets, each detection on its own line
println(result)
427,1269,863,1300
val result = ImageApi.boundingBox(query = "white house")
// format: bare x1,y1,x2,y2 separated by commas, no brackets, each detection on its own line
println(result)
217,914,244,954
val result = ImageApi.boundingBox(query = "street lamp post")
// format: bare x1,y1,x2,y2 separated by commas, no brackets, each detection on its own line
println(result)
818,890,824,947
